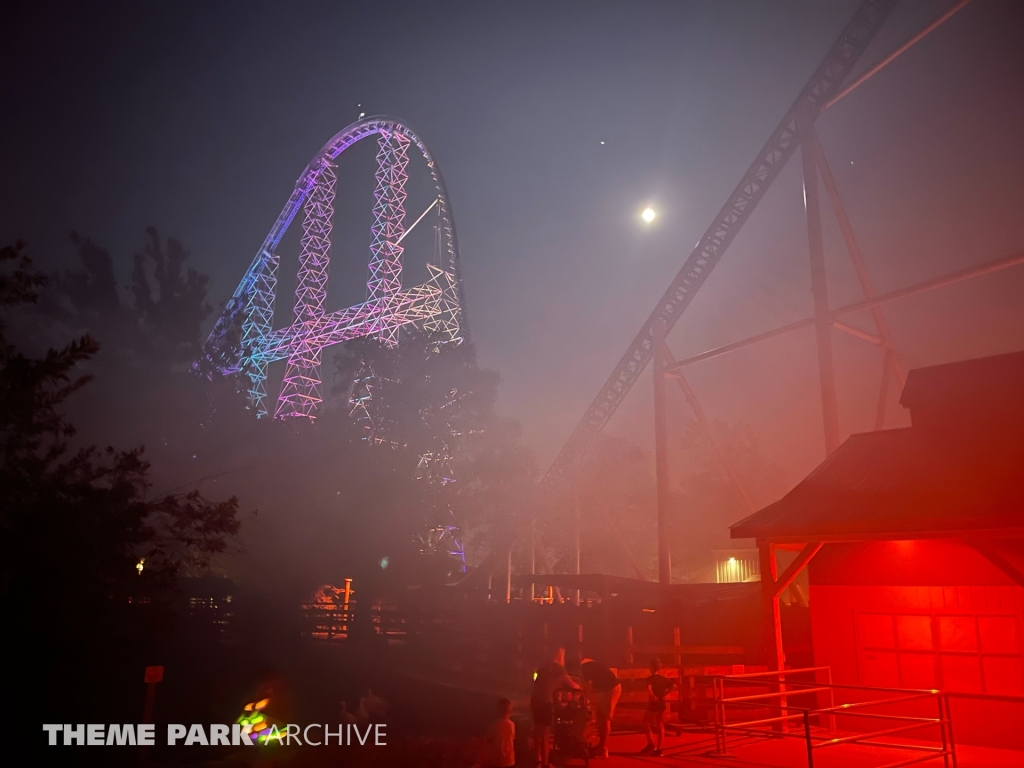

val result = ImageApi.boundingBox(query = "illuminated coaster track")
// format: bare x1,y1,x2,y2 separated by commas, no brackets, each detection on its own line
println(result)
199,117,468,420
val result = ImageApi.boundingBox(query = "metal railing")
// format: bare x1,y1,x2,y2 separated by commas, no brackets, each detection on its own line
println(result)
712,667,956,768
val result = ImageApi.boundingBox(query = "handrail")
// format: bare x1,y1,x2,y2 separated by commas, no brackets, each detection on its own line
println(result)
710,667,956,767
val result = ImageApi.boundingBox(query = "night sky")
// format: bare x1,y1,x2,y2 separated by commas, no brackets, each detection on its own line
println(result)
3,0,1023,486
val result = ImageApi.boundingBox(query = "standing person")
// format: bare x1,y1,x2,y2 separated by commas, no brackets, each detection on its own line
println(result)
641,658,674,756
580,658,621,759
485,698,516,768
531,647,578,768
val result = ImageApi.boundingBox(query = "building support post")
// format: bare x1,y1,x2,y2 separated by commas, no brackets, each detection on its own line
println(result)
653,320,672,585
758,540,787,732
800,115,842,455
758,541,785,673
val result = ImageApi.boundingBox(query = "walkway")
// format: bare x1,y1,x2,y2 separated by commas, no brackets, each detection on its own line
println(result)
598,730,1022,768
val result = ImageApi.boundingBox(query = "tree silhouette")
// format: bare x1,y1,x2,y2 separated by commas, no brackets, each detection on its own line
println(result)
1,242,240,721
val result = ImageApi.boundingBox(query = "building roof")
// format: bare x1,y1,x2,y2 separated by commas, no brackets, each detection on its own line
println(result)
732,351,1024,543
899,350,1024,414
730,426,1024,542
899,351,1024,432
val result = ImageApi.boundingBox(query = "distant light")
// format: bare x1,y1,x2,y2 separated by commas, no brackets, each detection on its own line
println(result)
380,556,389,570
136,558,145,575
642,607,656,613
641,207,656,223
599,141,606,145
359,112,366,119
728,557,736,563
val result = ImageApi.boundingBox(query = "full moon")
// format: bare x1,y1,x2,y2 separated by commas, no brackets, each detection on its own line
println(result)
641,207,656,223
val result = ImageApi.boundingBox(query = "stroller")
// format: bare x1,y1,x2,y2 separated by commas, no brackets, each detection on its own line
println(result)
551,686,590,767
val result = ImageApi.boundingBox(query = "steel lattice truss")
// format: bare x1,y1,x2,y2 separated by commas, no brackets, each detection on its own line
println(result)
541,0,897,487
199,117,468,419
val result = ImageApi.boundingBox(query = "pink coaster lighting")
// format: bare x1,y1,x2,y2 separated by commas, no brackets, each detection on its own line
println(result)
199,117,467,419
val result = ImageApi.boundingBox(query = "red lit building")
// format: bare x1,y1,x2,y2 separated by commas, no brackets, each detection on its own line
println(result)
731,351,1024,750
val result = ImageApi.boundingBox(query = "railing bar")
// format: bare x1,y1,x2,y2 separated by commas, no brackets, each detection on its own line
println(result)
819,710,940,722
816,721,945,749
850,740,946,753
721,666,831,680
872,751,953,768
720,676,941,696
944,692,1024,704
720,725,811,740
818,693,941,710
722,686,831,703
721,713,808,728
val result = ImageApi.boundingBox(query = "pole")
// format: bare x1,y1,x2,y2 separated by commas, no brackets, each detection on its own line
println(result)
653,320,672,585
574,473,582,606
505,548,512,604
758,542,787,733
874,351,893,430
758,542,785,673
530,518,536,602
139,666,163,767
800,114,842,455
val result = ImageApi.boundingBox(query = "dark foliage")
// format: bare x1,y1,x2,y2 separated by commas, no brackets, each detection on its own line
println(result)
1,242,240,723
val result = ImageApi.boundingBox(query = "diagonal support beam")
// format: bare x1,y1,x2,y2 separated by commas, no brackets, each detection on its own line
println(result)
806,124,906,386
659,343,757,515
772,542,823,599
541,0,897,488
823,0,973,111
969,539,1024,589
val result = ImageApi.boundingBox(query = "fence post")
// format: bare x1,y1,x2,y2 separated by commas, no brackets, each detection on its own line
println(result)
826,667,836,733
803,710,814,767
713,677,726,754
942,694,958,768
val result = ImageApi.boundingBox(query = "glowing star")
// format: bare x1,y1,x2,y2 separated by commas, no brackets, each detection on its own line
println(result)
641,207,656,223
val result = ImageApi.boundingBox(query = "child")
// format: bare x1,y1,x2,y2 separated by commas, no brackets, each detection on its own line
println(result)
486,698,516,768
641,658,674,756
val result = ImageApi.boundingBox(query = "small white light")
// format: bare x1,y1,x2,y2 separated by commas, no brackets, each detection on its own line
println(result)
641,207,656,223
728,557,736,563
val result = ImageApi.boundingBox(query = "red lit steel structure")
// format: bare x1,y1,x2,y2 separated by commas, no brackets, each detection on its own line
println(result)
731,351,1024,751
541,0,1024,598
